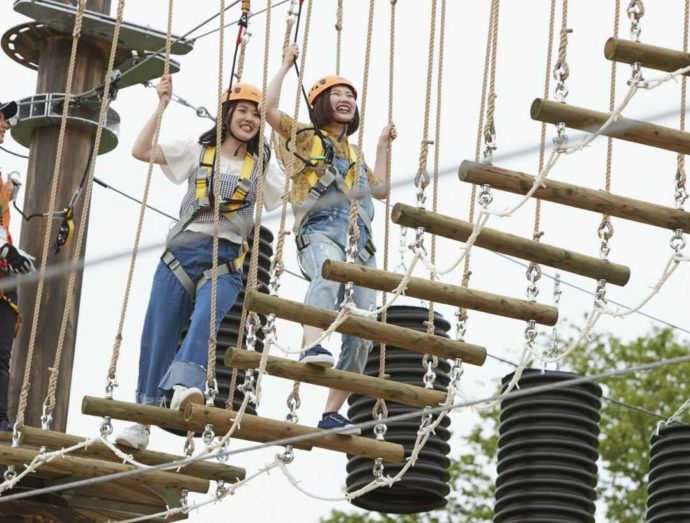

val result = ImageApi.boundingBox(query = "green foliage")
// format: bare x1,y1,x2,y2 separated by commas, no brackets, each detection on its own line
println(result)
320,329,690,523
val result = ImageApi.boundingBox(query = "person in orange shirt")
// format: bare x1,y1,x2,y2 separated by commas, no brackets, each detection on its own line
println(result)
0,100,35,431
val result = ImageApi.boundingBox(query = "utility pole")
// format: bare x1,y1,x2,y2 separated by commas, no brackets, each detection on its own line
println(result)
8,0,112,432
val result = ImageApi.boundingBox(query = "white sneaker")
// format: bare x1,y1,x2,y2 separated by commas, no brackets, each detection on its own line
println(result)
115,423,150,450
170,386,204,411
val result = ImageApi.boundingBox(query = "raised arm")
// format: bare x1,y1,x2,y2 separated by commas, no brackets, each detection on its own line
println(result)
263,43,299,132
131,74,171,164
371,122,397,199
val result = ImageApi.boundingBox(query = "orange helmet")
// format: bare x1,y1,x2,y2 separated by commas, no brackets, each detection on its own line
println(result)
220,83,262,105
307,76,357,106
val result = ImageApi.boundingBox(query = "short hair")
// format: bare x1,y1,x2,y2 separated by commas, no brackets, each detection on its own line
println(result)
308,86,360,136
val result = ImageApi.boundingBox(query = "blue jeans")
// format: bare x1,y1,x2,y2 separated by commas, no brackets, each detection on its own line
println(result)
136,232,243,405
298,213,376,374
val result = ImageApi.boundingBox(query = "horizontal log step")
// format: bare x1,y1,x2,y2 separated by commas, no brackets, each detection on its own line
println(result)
530,98,690,155
245,290,487,365
391,203,630,286
459,160,690,234
0,445,209,493
321,259,559,325
184,403,405,463
13,425,245,484
225,347,448,407
604,37,690,75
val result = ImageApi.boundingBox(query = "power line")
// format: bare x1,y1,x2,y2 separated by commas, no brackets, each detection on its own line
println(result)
2,352,689,504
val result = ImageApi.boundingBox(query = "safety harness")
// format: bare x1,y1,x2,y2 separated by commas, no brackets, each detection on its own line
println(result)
293,131,376,264
162,145,259,298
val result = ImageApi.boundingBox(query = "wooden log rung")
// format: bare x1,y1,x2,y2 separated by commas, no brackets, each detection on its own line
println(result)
604,37,690,75
530,97,690,155
81,396,404,463
321,259,559,326
183,403,405,463
391,203,631,286
459,160,690,234
0,445,209,493
225,347,448,408
11,426,245,484
245,290,487,365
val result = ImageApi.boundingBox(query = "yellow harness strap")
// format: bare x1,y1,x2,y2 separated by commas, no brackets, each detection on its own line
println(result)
304,132,358,190
196,146,255,216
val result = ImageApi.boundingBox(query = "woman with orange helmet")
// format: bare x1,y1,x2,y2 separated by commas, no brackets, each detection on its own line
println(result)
116,74,284,450
265,43,396,433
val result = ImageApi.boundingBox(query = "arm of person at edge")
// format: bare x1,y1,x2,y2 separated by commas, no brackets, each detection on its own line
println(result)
131,74,171,165
370,122,397,200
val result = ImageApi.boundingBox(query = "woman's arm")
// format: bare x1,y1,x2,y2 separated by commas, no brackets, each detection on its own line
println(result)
370,122,397,199
131,74,171,164
263,43,299,132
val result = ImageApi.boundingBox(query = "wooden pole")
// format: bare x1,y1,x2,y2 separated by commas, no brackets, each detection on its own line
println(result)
245,291,487,365
10,0,113,432
321,260,559,325
13,426,245,483
184,403,406,463
604,37,690,75
530,98,690,155
391,203,631,286
459,160,690,233
0,446,209,493
224,348,448,407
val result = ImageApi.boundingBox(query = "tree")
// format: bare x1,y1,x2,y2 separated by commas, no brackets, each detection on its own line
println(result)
320,328,690,523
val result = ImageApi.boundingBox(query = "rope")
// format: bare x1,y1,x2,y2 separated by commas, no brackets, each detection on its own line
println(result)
482,0,501,155
335,0,343,75
41,0,127,427
373,0,397,422
235,6,250,81
346,0,376,254
207,0,227,392
677,0,689,194
106,0,174,394
532,0,556,242
14,0,88,431
416,0,437,186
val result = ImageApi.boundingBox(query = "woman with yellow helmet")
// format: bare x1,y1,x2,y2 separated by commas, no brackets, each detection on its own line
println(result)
116,74,284,450
265,43,396,433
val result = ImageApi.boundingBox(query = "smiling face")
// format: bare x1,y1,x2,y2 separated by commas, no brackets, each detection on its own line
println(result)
0,112,9,145
228,100,260,142
328,85,357,124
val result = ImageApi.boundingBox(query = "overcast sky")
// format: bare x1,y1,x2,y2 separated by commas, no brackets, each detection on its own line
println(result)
2,1,690,521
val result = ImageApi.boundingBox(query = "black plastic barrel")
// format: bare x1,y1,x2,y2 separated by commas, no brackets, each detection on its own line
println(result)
647,423,690,522
494,369,602,523
345,305,453,514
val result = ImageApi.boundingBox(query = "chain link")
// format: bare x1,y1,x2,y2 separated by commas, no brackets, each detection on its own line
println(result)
99,416,113,437
395,226,408,273
675,168,689,210
670,228,686,255
627,0,645,41
598,218,614,260
204,377,219,407
285,391,300,424
183,437,195,457
372,457,385,481
202,423,215,446
482,122,497,164
179,489,190,511
478,184,493,207
40,403,53,431
3,466,16,482
449,358,464,388
104,376,118,400
215,479,228,498
595,278,608,309
525,262,542,302
454,307,468,342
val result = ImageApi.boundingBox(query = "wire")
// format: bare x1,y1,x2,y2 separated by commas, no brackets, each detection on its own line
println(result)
0,145,28,159
2,351,689,504
192,0,292,41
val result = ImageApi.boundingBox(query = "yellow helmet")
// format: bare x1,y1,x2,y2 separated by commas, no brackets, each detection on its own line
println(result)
307,75,357,106
220,83,262,105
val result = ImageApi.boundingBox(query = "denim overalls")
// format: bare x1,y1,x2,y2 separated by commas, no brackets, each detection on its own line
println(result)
297,156,377,374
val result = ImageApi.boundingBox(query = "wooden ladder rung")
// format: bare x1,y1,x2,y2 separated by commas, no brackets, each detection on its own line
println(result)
183,403,405,463
0,445,209,493
13,426,245,484
81,396,405,463
459,160,690,234
225,347,448,408
392,203,631,286
530,98,690,155
321,259,559,326
245,290,487,365
605,37,690,75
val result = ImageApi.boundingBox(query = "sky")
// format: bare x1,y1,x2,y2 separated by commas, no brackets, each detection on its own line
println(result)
2,1,690,521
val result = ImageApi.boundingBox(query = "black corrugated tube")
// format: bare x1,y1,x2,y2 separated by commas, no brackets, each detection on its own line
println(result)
647,423,690,522
346,305,453,514
494,369,602,523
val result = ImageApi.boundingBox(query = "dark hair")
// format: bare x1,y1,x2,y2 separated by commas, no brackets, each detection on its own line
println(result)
198,100,260,156
308,86,359,136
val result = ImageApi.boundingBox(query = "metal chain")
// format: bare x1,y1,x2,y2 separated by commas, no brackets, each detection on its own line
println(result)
546,274,563,369
627,0,645,81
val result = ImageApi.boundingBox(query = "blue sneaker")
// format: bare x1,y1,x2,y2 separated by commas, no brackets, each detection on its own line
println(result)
317,412,361,435
299,344,335,368
0,420,12,432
